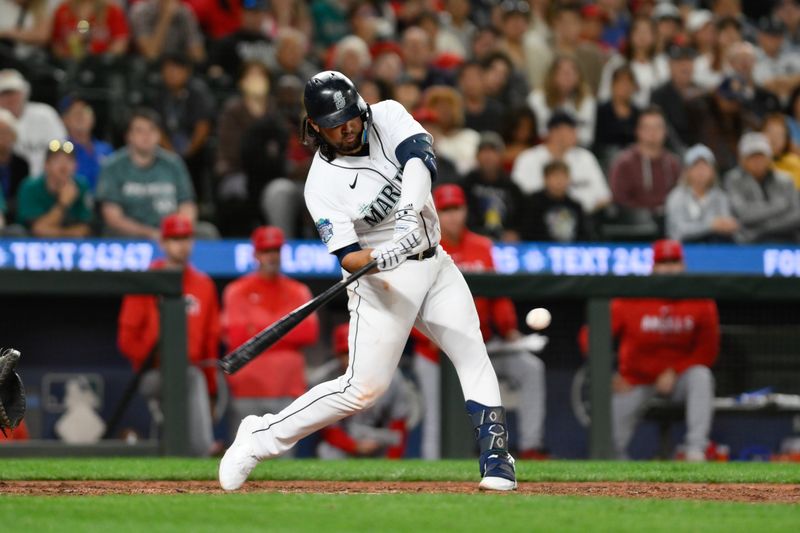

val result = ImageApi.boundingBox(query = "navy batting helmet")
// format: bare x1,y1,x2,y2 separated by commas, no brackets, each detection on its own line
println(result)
303,71,368,128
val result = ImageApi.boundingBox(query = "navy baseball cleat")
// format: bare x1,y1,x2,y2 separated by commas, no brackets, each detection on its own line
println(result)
466,400,518,491
219,415,262,491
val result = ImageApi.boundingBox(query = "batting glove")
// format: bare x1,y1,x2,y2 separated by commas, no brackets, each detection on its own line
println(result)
392,204,425,255
370,242,408,271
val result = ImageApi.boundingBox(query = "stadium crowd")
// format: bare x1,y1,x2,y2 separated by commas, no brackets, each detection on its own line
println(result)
1,0,800,244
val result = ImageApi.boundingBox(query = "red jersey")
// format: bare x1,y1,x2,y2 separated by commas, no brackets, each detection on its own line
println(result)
221,273,319,398
118,260,221,394
184,0,242,39
51,1,129,57
414,230,517,362
579,298,719,385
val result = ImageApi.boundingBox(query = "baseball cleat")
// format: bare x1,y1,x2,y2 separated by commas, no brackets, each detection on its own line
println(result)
479,476,518,491
219,415,262,491
478,452,518,491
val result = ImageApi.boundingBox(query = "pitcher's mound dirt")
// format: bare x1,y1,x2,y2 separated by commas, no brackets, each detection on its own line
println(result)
2,480,799,503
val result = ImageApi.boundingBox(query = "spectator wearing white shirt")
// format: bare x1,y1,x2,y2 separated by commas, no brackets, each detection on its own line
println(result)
753,17,800,102
693,14,743,92
512,112,610,214
0,69,66,176
598,15,669,107
527,55,596,148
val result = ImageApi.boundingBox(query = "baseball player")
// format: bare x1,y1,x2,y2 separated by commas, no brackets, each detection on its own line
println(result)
311,324,411,459
118,214,220,456
413,184,547,460
579,240,719,460
221,226,320,444
220,71,516,491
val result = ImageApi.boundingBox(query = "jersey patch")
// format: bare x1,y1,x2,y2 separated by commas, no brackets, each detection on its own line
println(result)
316,218,334,243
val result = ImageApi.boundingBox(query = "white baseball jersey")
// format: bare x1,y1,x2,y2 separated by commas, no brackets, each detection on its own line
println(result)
304,100,441,254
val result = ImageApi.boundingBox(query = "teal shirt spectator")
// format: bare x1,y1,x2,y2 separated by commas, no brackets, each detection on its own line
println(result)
16,174,93,227
96,147,195,229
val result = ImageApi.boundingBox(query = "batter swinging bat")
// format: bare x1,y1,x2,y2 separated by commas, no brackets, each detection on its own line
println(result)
219,260,378,374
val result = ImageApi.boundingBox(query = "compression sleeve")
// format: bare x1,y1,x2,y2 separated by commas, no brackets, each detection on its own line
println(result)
399,158,432,212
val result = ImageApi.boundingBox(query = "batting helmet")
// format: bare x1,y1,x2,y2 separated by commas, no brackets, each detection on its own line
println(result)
303,71,368,128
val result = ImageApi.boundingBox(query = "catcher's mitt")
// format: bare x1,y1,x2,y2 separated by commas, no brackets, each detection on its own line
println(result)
0,348,26,437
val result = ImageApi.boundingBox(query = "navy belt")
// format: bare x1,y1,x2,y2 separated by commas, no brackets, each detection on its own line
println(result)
407,246,437,261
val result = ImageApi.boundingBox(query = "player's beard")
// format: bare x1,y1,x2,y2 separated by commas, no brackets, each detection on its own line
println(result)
332,125,364,155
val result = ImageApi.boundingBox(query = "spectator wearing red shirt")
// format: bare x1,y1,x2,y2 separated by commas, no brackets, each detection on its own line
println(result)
311,324,411,459
117,214,221,456
50,0,130,59
412,184,546,459
184,0,242,40
221,226,319,445
580,240,719,461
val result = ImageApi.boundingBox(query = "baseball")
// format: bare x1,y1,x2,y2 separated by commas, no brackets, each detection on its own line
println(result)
526,308,551,330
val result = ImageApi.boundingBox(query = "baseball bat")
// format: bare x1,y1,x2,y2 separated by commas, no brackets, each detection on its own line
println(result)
219,260,378,374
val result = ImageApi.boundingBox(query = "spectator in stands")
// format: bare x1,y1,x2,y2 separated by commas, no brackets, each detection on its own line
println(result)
593,64,639,168
152,53,214,206
528,54,596,148
651,45,703,153
371,44,404,88
221,226,319,444
598,15,669,107
16,140,92,237
609,106,681,217
215,62,274,236
787,86,800,147
401,26,450,90
209,0,271,81
413,183,547,460
496,0,531,73
726,41,781,122
393,75,422,112
264,0,312,40
753,17,800,102
580,239,720,461
690,10,729,91
482,51,529,111
665,144,739,243
0,108,28,224
522,159,589,243
331,35,371,83
423,85,479,176
775,0,800,46
0,0,51,63
501,106,539,173
440,0,476,57
97,108,196,239
0,69,66,176
50,0,130,59
462,132,523,242
512,111,611,214
458,60,505,135
652,1,683,54
526,4,606,93
311,323,411,459
346,1,383,51
763,113,800,188
59,94,112,192
710,0,757,42
726,132,800,243
598,0,631,51
269,27,316,86
185,0,242,40
692,76,759,174
131,0,206,64
118,214,220,457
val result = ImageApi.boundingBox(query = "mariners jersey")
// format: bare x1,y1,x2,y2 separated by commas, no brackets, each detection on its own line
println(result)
304,100,441,255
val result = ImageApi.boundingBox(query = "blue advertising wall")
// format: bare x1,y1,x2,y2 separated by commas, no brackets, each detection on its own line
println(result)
3,238,800,278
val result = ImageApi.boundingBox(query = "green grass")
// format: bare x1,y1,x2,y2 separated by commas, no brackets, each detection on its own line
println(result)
2,458,800,484
3,493,799,533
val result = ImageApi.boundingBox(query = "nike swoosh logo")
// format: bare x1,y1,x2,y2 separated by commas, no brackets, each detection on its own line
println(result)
349,174,359,189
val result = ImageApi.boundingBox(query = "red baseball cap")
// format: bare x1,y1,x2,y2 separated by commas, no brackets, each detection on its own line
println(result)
160,214,193,239
251,226,285,251
333,323,349,355
433,184,466,210
652,239,684,263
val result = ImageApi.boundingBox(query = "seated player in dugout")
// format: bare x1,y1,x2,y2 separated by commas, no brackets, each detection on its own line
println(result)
309,324,411,459
117,214,221,456
220,71,518,491
579,240,720,461
221,226,319,448
413,184,547,460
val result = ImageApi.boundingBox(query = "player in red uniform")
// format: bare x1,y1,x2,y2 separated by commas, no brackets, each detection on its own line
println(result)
118,214,221,456
413,184,547,459
221,226,320,445
580,239,719,460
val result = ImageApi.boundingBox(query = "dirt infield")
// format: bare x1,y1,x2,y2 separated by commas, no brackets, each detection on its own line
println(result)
2,480,799,503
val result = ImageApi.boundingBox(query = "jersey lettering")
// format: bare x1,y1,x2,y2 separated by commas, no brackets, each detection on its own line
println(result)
363,174,402,226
